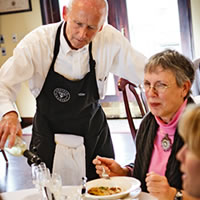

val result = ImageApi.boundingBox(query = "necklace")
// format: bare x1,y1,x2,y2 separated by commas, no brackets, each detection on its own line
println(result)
161,134,172,151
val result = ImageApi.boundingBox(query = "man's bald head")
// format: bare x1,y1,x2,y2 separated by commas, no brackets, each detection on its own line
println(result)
67,0,108,25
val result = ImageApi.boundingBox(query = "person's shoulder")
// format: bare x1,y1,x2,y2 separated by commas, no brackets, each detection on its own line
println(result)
25,22,60,40
143,112,154,121
100,24,125,38
139,112,154,128
95,24,130,48
136,112,155,142
102,24,120,32
20,23,60,42
36,22,60,33
18,22,61,48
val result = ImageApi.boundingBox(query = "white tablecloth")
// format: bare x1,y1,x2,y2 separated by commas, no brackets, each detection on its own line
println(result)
1,186,157,200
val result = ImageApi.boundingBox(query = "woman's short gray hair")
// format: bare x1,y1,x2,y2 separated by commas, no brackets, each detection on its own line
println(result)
145,49,195,97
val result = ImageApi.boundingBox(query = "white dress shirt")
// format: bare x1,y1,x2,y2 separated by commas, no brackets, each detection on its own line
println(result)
0,22,146,118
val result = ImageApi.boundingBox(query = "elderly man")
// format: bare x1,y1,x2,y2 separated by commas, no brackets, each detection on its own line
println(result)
0,0,146,182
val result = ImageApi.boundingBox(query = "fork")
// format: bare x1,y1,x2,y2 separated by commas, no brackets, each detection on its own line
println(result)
102,166,110,179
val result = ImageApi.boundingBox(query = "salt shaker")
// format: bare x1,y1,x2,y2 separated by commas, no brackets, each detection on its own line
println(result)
81,177,87,195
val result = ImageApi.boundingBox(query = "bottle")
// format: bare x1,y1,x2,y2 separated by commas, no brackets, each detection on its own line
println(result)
4,135,41,165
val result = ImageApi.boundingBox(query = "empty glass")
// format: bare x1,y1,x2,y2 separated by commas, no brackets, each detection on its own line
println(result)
31,162,71,199
31,162,52,200
49,173,62,199
31,162,49,189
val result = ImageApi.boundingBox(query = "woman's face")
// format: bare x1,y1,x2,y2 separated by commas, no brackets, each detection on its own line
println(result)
177,144,200,198
144,66,189,123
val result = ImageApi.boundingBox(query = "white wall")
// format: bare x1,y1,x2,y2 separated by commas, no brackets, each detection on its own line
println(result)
0,0,42,117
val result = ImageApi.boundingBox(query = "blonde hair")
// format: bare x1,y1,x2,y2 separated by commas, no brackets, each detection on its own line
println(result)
178,104,200,159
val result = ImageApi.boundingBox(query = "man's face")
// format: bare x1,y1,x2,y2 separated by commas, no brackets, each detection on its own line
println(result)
63,1,105,49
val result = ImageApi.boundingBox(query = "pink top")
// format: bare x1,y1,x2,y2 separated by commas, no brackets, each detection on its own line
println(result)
148,99,187,176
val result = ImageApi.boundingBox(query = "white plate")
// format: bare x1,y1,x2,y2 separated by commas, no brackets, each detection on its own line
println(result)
85,176,141,200
126,187,141,199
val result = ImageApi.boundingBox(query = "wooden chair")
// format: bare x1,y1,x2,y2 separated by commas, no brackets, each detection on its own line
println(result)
118,78,148,141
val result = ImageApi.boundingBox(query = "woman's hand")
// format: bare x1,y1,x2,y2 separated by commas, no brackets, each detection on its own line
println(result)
145,172,176,200
92,155,129,177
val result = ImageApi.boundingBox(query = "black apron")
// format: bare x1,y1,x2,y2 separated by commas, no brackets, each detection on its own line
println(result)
29,23,115,180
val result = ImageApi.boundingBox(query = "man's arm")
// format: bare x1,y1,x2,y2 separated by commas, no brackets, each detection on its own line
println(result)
103,25,147,85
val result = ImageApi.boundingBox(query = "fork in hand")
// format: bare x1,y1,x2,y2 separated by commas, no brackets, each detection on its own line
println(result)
102,166,110,179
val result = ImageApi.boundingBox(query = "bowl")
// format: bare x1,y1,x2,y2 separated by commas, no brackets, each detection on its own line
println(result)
85,176,141,199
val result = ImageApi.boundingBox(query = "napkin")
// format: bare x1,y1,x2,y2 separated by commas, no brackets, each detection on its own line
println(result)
53,134,86,186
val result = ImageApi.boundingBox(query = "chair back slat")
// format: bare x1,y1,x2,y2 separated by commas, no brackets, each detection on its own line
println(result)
118,78,148,141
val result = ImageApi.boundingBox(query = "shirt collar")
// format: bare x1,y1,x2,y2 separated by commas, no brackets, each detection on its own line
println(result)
60,21,89,55
155,98,188,131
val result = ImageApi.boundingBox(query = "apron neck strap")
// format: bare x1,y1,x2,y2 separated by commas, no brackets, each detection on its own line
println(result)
52,22,96,70
52,22,63,67
89,42,96,70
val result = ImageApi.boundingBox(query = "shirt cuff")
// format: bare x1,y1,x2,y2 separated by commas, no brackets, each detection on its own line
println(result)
0,102,21,121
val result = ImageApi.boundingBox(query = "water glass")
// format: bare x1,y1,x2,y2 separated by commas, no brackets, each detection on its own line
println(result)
37,167,51,188
31,163,40,189
49,173,62,199
31,162,46,181
31,162,50,190
31,162,52,200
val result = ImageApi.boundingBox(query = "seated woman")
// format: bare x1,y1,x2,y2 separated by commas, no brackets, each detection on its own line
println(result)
93,49,196,200
177,104,200,200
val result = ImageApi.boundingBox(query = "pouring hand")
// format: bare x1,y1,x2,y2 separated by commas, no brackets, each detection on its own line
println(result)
0,111,22,149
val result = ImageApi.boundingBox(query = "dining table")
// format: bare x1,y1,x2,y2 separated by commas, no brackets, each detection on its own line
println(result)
1,185,157,200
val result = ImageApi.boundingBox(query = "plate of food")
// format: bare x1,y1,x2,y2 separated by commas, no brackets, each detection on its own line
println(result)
85,176,141,199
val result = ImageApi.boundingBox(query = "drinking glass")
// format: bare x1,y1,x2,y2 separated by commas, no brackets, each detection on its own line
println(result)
31,162,48,189
31,163,40,189
37,167,51,188
31,162,52,200
49,173,62,199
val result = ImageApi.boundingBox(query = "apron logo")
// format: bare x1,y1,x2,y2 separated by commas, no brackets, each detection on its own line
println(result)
53,88,70,102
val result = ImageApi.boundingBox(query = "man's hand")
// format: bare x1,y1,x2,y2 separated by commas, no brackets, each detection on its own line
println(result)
0,111,22,149
145,172,176,200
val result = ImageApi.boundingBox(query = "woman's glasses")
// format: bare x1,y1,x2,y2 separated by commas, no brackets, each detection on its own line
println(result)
142,81,172,93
